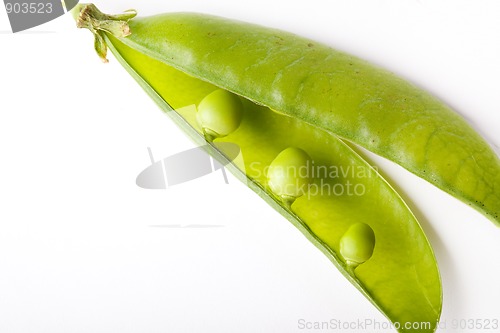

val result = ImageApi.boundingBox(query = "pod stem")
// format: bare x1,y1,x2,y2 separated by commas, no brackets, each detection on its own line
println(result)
72,3,137,62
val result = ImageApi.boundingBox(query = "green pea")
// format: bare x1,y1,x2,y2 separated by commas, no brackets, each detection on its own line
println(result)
267,147,311,203
340,223,376,268
196,89,243,140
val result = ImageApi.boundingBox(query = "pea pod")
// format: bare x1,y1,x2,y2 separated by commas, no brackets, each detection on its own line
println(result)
73,4,442,332
76,4,500,226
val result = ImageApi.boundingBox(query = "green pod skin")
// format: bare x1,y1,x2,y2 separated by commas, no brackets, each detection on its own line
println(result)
73,4,442,332
108,10,500,226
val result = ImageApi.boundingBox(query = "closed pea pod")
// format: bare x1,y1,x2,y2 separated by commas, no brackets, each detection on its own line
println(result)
73,4,444,332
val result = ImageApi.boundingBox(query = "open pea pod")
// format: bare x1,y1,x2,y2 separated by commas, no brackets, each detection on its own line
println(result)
76,4,500,226
73,4,442,332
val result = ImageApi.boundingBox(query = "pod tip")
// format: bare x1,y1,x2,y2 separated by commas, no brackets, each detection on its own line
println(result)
73,3,137,62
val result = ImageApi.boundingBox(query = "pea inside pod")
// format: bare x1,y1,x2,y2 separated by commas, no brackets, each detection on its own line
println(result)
196,89,243,140
267,147,312,204
340,223,376,268
73,4,442,332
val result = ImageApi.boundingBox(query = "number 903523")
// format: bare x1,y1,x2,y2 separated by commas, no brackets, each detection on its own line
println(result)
5,2,53,14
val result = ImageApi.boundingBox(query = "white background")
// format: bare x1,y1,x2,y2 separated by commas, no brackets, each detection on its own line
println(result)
1,1,499,332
